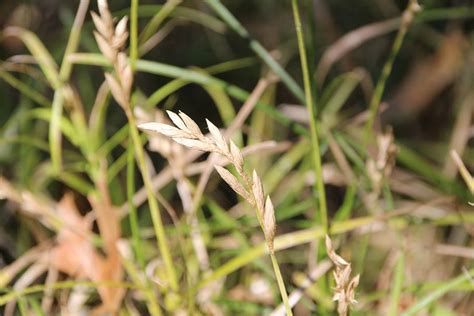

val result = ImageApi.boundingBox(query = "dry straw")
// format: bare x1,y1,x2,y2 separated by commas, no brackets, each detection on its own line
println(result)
139,111,292,315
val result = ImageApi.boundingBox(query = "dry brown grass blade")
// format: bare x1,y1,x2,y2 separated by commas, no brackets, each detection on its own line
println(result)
4,261,48,316
48,193,123,313
88,163,124,312
41,266,59,314
450,150,474,194
316,17,400,84
435,244,474,259
365,129,397,212
443,92,474,178
0,177,63,233
0,243,49,287
90,162,121,256
390,31,464,118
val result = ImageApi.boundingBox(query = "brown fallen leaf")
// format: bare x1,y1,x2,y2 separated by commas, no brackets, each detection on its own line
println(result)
49,192,123,313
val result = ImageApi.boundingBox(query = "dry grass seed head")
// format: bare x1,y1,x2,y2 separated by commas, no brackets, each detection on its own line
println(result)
263,196,276,251
138,110,278,251
325,235,360,316
92,0,133,111
214,165,251,203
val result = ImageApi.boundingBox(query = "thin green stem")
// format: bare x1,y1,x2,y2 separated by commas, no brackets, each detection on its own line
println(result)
138,0,181,46
388,253,405,316
127,111,179,291
364,0,420,143
130,0,138,71
401,268,474,316
270,252,293,316
0,70,51,107
127,141,145,269
291,0,328,233
112,255,165,316
50,0,90,173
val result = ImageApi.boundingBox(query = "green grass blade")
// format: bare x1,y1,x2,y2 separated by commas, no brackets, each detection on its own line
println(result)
388,253,405,316
320,70,363,117
69,53,310,136
364,1,420,143
127,138,145,270
146,57,256,108
204,0,305,102
292,0,328,233
139,0,181,46
401,268,474,316
3,28,60,89
130,0,139,71
116,4,227,33
0,70,50,107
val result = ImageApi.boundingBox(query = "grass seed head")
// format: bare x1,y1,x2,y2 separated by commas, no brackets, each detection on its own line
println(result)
325,235,360,316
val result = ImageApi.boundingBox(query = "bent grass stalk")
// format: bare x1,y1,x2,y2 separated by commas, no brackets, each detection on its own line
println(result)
138,111,293,315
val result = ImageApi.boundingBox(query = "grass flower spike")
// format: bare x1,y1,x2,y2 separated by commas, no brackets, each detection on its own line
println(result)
139,111,277,251
139,110,291,314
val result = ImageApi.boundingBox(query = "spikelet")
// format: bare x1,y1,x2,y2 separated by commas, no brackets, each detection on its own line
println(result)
92,0,132,111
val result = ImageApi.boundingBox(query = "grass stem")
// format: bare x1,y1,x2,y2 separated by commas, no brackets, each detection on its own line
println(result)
127,142,145,270
127,111,179,291
130,0,138,71
291,0,328,233
270,252,293,316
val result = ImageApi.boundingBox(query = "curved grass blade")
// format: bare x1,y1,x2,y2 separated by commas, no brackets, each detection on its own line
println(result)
204,0,305,103
401,268,474,316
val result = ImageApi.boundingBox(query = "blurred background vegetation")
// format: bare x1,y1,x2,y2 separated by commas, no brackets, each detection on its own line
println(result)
0,0,473,315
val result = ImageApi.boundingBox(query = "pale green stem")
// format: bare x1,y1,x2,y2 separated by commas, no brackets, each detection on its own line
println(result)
126,110,179,291
270,252,293,316
50,0,90,172
130,0,139,71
